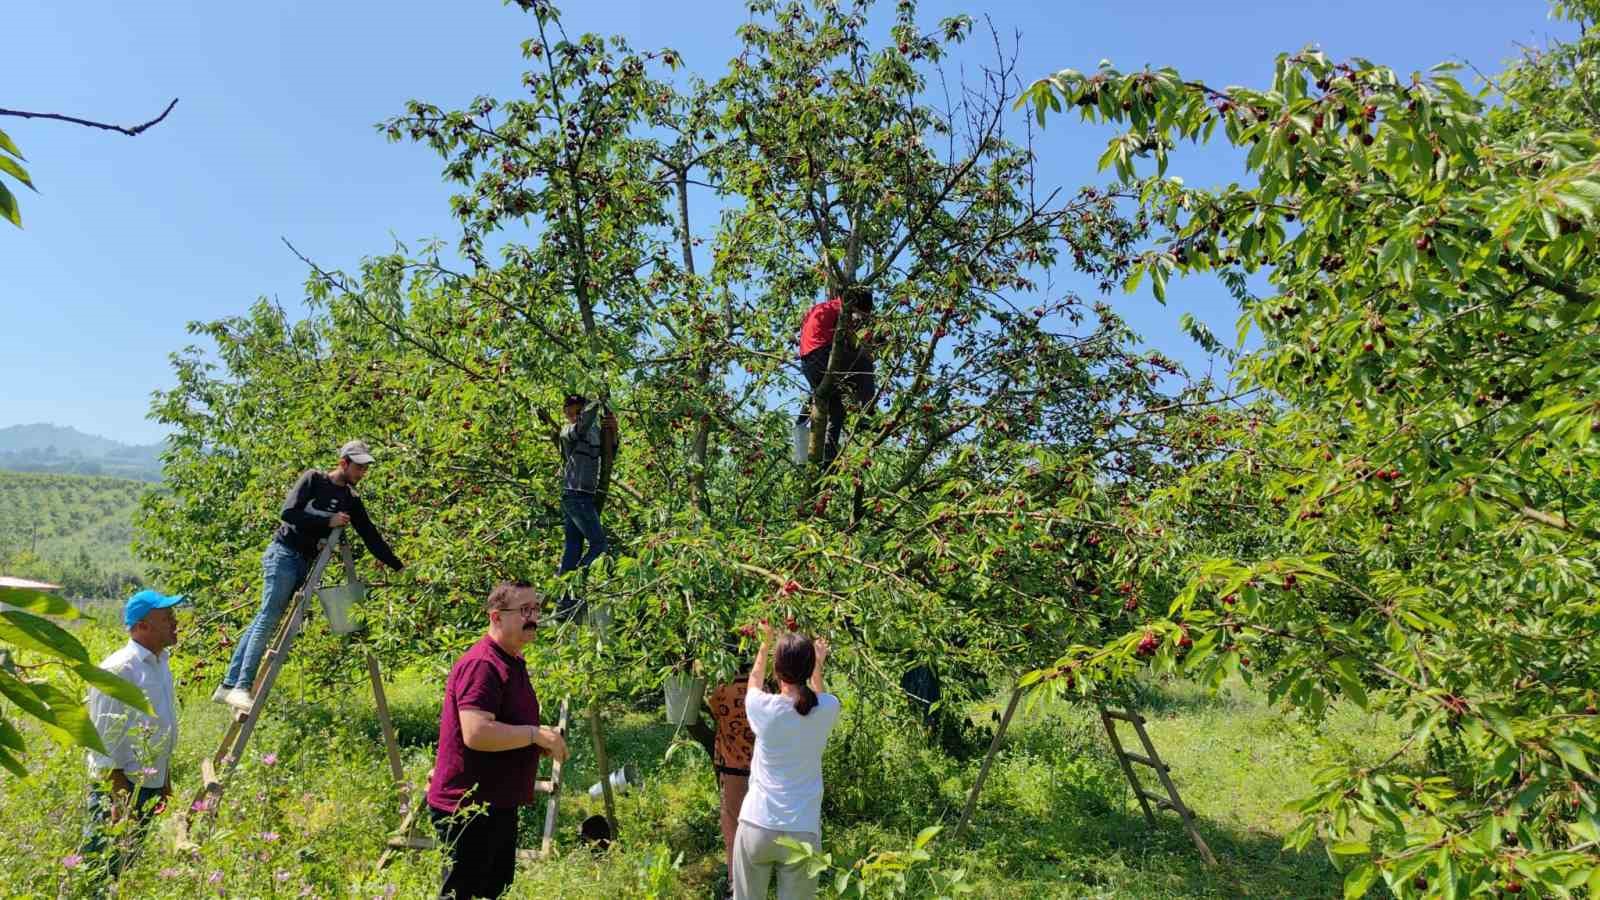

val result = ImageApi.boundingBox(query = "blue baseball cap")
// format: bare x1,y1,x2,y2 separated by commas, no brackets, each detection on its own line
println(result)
123,589,186,628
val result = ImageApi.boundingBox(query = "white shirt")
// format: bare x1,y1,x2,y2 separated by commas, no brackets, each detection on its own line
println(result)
738,689,841,835
85,639,178,789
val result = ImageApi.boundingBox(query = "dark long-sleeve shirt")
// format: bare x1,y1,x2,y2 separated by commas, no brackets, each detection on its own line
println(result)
271,469,403,569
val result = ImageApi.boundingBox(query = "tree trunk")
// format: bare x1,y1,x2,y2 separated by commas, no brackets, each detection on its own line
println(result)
675,166,714,518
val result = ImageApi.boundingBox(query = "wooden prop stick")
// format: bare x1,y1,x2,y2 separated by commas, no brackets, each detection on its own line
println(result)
953,682,1027,841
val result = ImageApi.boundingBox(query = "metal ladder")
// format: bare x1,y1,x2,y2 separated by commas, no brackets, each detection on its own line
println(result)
1098,705,1217,866
177,529,408,849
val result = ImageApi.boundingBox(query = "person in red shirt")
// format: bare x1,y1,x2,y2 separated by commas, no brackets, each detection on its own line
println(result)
426,581,568,899
798,293,876,465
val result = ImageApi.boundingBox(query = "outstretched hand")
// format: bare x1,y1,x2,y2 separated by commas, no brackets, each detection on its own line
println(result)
814,636,830,660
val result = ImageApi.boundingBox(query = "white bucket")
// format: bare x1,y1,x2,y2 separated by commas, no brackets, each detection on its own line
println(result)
317,582,365,634
792,415,810,465
662,672,706,725
588,764,639,799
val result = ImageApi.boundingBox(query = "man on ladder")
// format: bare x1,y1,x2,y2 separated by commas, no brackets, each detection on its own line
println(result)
212,439,404,712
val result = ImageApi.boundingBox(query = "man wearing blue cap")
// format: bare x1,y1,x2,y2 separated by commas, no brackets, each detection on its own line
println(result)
77,588,185,891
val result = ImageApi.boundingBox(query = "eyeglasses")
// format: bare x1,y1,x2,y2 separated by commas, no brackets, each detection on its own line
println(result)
497,605,540,622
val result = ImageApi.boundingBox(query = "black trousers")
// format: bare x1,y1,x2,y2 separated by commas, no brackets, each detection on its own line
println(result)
431,805,520,899
800,346,875,464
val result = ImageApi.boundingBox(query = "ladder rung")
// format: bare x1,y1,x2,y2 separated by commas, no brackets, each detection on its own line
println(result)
201,758,220,791
534,779,556,794
386,836,436,850
1102,708,1145,725
1122,751,1166,771
1137,790,1179,813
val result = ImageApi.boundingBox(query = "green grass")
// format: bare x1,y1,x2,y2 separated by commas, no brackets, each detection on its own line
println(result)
0,619,1391,898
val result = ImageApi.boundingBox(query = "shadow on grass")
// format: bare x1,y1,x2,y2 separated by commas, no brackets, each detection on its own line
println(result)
959,776,1338,898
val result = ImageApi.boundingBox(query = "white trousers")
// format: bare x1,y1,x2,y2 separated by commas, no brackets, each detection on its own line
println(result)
731,821,821,900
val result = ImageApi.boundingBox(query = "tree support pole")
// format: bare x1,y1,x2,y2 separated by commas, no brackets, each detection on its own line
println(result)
954,683,1026,841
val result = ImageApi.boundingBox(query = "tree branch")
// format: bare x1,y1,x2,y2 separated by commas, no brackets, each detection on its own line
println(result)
0,99,179,136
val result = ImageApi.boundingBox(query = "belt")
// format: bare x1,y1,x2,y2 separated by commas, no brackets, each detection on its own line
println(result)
715,764,750,778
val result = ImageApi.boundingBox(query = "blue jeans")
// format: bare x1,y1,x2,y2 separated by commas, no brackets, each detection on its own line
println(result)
78,786,163,893
223,541,309,690
559,490,608,574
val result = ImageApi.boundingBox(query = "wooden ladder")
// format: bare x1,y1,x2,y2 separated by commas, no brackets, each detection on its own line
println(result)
1098,705,1217,866
177,529,408,849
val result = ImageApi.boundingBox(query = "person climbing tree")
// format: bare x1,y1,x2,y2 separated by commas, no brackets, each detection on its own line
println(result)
212,440,403,712
557,393,618,576
797,288,876,467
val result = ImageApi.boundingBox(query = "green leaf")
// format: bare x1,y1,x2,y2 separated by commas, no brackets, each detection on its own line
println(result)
1479,705,1516,747
0,128,22,160
0,610,90,663
0,716,24,752
0,180,19,228
0,587,80,619
27,680,104,752
1330,841,1370,856
70,663,154,717
0,155,34,191
1550,738,1594,776
0,744,24,778
1343,861,1378,899
914,825,942,849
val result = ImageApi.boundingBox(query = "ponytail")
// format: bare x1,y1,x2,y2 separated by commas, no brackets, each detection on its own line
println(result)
774,632,820,715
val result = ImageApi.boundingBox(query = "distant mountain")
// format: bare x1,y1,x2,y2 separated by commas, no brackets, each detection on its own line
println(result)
0,424,164,481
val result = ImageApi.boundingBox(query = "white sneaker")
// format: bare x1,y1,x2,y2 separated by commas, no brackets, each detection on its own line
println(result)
210,685,231,705
224,688,255,713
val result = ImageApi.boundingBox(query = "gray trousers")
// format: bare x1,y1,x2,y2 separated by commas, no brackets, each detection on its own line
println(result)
732,821,820,900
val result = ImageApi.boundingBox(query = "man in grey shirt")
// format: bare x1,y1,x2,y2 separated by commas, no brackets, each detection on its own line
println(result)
558,394,617,576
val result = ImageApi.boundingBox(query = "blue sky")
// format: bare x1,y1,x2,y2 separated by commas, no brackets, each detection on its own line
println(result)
0,0,1569,445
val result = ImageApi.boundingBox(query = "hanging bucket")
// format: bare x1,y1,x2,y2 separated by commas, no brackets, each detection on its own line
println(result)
317,582,366,634
662,672,706,725
792,414,810,465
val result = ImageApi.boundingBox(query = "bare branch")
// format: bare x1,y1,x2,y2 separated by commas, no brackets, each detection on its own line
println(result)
0,98,179,136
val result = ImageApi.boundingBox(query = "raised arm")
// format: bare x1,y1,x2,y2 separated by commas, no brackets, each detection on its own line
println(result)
747,621,773,696
809,637,829,695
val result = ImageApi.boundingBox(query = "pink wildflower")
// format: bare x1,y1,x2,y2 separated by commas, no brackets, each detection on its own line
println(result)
262,752,278,767
62,854,83,869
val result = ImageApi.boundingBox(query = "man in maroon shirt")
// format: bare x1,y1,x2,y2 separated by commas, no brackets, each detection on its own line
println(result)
798,292,876,466
427,581,568,899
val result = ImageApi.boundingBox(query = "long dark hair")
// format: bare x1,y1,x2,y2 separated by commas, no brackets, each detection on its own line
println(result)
774,633,818,716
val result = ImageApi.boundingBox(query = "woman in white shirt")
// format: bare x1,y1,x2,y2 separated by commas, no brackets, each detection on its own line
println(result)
733,624,840,900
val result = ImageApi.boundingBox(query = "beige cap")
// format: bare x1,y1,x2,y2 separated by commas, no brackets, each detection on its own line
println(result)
338,439,375,464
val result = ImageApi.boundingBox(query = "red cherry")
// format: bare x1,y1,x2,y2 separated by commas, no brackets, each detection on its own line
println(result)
1136,633,1160,657
785,615,798,631
780,580,800,597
